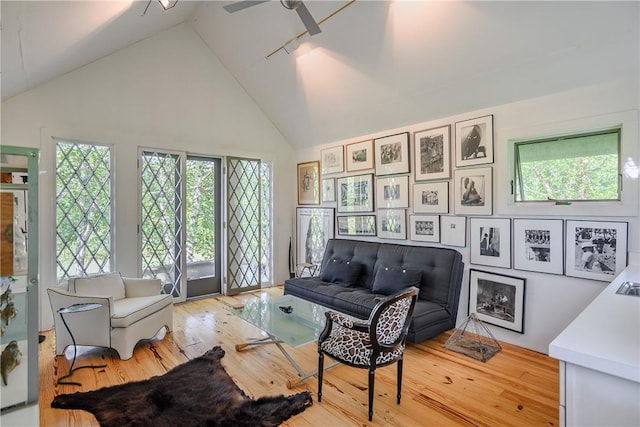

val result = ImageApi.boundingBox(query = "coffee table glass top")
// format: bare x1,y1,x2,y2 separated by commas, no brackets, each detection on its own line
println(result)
227,295,336,348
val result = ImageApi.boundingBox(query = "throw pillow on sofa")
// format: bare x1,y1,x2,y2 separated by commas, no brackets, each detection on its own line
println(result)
320,258,362,287
372,266,422,295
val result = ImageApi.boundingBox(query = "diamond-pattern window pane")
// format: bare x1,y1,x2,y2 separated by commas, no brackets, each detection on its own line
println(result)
56,141,112,280
140,151,183,297
227,157,261,294
260,162,272,284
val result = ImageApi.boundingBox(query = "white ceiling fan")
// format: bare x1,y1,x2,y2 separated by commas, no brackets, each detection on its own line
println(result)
223,0,322,36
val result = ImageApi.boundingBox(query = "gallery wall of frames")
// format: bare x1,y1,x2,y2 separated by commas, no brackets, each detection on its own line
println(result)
296,112,631,336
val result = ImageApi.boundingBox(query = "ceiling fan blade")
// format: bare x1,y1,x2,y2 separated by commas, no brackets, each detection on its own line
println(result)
223,1,270,13
295,2,321,35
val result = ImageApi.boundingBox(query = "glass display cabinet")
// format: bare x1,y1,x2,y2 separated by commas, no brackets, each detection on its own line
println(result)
0,146,39,412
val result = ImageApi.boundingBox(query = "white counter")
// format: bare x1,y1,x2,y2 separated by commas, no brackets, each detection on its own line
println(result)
549,265,640,427
549,265,640,382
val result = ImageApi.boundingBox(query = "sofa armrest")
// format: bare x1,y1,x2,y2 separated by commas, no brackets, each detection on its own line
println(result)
48,287,114,315
122,277,162,298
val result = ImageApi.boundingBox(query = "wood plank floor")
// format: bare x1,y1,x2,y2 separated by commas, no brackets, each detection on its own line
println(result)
39,286,559,426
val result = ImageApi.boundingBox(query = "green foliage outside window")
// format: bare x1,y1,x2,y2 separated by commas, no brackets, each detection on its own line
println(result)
514,128,620,202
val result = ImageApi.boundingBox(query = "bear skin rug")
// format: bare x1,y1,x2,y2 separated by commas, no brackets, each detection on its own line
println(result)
51,346,313,427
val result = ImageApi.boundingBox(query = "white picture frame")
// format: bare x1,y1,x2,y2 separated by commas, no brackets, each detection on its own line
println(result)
345,140,374,172
337,215,377,236
377,209,406,240
440,216,467,247
455,114,494,167
296,207,335,266
374,132,410,176
565,220,628,281
320,145,344,175
454,167,492,215
414,125,451,181
470,217,511,269
513,219,564,275
409,215,440,243
336,174,374,213
413,182,449,214
321,178,336,203
376,176,409,209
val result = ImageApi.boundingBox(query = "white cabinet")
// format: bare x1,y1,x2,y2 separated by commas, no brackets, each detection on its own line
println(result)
559,361,640,427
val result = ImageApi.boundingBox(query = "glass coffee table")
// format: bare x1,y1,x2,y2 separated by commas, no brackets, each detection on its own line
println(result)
227,294,346,388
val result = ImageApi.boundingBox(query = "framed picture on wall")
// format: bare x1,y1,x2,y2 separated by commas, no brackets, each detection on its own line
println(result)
345,140,374,172
377,209,406,240
297,161,320,205
453,167,492,215
374,132,410,176
409,215,440,243
336,174,374,213
440,215,466,247
414,125,451,181
513,218,564,275
296,207,335,267
455,114,494,167
320,145,344,175
337,215,376,236
376,176,409,209
565,220,628,281
469,269,526,334
321,178,336,203
470,217,511,268
413,182,449,214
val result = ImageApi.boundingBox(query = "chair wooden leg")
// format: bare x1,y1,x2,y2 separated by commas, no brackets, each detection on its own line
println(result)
318,352,324,402
397,358,403,404
368,367,375,421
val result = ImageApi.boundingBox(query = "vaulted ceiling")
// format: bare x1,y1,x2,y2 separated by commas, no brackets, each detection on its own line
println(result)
2,1,638,148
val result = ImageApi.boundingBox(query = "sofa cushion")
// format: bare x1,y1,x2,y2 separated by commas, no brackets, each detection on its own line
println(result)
111,294,173,328
320,258,362,287
371,266,422,296
73,272,126,301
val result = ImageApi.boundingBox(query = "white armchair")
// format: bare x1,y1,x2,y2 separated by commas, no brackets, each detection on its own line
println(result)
48,272,173,360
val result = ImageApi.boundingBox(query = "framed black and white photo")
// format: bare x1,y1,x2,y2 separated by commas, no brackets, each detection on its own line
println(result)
374,132,410,176
454,167,492,215
469,269,525,334
336,174,374,213
376,176,409,209
337,215,376,236
470,217,511,268
345,140,374,172
297,161,320,205
414,125,451,181
321,178,336,203
377,209,406,240
440,216,466,247
320,145,344,175
455,115,494,167
413,182,449,214
409,215,440,243
296,208,335,267
513,219,564,275
565,220,628,281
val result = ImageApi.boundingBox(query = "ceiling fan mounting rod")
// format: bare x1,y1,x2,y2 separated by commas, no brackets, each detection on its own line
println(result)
266,0,356,59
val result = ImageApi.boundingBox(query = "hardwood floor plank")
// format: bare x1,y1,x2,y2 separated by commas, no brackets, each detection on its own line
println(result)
39,286,558,426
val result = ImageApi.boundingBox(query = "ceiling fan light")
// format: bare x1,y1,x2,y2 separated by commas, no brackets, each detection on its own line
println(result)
158,0,178,10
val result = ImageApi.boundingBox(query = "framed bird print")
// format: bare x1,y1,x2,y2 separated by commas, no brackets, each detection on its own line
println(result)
455,115,494,167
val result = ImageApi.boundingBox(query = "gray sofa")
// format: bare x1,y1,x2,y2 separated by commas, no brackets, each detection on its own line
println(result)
284,239,464,343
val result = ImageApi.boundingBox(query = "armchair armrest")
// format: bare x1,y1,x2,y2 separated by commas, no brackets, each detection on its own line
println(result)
122,277,162,298
327,311,368,332
48,287,114,315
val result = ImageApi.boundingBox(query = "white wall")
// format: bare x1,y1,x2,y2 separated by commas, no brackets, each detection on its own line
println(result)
297,77,639,354
1,24,297,331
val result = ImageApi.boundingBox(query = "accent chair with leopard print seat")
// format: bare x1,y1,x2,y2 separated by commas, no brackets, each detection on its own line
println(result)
317,286,419,421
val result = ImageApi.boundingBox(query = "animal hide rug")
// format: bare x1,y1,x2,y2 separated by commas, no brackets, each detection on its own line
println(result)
51,346,312,427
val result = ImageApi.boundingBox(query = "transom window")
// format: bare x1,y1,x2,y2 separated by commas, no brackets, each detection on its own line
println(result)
514,127,621,202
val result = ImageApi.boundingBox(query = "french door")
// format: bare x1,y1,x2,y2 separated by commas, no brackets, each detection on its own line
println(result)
139,150,222,301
